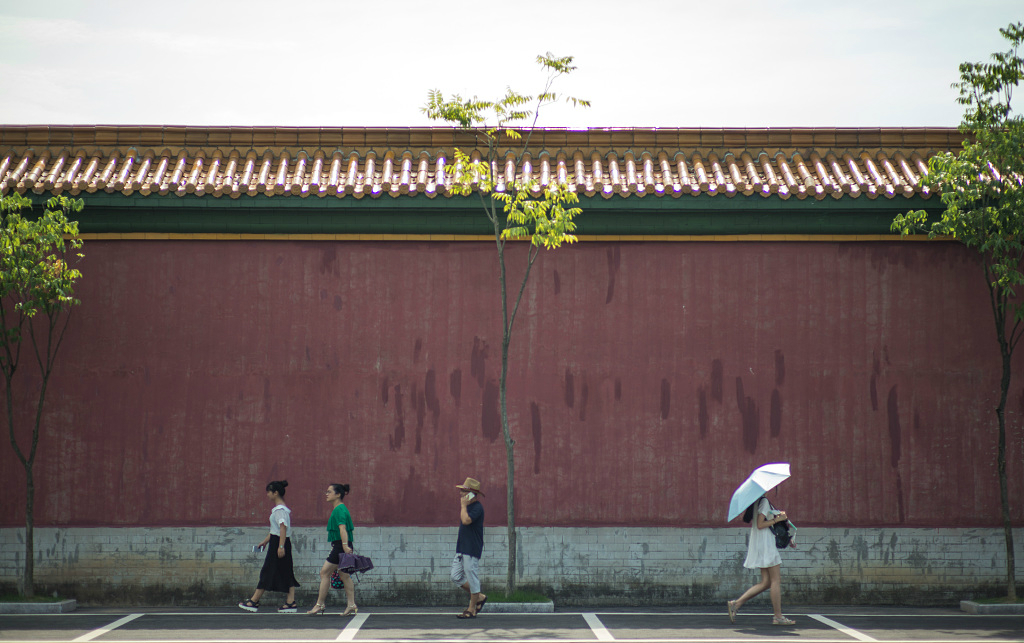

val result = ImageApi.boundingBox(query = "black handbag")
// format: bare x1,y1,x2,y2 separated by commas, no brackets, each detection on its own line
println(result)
765,499,793,549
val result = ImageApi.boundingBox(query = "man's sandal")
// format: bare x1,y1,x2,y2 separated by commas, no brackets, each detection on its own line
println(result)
457,609,476,619
476,596,488,613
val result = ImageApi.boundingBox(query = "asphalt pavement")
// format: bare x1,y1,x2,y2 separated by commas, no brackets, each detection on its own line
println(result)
1,606,1022,643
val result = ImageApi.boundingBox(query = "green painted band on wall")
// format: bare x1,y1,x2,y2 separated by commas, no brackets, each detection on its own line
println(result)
46,192,940,236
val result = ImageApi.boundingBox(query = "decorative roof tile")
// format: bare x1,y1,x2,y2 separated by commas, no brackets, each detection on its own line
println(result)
0,126,965,202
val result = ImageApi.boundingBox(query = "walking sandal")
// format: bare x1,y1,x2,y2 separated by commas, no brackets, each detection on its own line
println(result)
238,599,260,612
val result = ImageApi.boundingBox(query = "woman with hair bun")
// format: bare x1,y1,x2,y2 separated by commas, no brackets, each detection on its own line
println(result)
238,480,300,612
307,483,357,616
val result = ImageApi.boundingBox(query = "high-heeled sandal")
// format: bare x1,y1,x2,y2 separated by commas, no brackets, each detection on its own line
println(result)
306,603,326,615
341,605,358,617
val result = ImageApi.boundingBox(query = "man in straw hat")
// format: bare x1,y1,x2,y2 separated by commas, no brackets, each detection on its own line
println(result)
451,477,487,618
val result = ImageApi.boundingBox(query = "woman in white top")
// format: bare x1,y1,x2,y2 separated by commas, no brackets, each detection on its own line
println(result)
727,496,795,626
238,480,300,612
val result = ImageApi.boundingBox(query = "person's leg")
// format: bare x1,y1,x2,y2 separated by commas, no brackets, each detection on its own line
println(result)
339,572,356,611
734,568,771,609
465,556,484,614
285,587,295,604
767,565,783,618
249,589,265,603
307,560,337,613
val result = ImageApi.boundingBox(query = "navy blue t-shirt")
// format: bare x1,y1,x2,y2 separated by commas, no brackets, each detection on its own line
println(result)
456,501,484,558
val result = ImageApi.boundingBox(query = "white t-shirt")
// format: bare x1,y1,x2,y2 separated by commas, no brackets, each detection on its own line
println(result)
743,498,782,569
270,504,292,538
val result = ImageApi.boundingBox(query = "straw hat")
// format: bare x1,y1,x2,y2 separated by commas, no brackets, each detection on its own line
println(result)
455,477,485,496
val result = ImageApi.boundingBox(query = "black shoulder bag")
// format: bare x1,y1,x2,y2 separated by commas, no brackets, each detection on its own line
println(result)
765,498,792,549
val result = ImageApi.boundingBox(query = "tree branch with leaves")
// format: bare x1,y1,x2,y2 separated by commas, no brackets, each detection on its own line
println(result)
1,193,84,597
423,53,588,594
892,22,1024,600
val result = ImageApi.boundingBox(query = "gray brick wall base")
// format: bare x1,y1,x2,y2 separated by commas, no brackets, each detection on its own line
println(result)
1,526,1019,606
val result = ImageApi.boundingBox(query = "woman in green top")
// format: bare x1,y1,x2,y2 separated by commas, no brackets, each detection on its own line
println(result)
307,483,357,616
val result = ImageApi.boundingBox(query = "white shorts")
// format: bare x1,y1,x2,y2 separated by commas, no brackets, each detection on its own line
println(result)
450,553,481,594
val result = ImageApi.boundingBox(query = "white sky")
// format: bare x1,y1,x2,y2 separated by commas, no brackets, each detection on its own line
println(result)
0,0,1020,128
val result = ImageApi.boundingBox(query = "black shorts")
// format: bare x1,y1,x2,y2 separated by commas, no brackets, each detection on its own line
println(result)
327,539,353,565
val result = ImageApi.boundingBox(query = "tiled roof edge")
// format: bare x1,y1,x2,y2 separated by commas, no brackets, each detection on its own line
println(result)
0,125,966,151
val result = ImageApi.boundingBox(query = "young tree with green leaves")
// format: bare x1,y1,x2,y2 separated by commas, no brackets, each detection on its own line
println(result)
1,194,84,597
892,22,1024,599
423,54,589,594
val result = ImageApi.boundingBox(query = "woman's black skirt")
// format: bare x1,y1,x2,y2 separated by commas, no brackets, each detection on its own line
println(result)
257,534,300,592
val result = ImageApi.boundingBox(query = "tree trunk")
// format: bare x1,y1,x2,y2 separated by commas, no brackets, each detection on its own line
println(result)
498,259,517,595
997,347,1016,600
23,463,35,597
492,222,517,596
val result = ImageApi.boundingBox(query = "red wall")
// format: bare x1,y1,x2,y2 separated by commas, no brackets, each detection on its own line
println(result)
2,240,1022,529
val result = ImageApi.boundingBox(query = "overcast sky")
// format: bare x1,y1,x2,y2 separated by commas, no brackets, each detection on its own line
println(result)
0,0,1020,128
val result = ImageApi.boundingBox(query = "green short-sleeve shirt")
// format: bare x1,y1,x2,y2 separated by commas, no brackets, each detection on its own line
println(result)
327,503,354,543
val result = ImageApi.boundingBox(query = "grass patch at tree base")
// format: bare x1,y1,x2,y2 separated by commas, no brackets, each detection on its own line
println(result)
485,590,551,603
975,597,1024,604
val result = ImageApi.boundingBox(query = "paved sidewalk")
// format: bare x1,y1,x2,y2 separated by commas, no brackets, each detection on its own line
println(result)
1,606,1021,643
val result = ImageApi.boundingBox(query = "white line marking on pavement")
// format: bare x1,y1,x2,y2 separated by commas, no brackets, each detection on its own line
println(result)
337,611,369,641
72,613,144,642
810,614,878,642
583,612,615,641
41,639,1006,643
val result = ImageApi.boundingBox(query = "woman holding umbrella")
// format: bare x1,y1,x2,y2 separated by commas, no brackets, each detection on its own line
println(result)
726,463,796,626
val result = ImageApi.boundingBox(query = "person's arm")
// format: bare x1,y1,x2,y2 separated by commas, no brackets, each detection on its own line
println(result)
277,522,287,557
460,495,473,525
756,509,787,530
339,510,353,553
257,534,270,548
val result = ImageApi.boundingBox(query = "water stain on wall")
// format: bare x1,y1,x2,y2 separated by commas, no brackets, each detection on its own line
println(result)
770,389,782,438
449,369,461,407
735,377,759,453
660,379,671,420
887,386,901,467
553,270,561,295
698,387,708,438
319,248,338,275
774,350,785,386
606,247,620,304
531,402,542,474
870,351,881,411
389,384,405,451
425,370,440,431
481,380,500,442
579,380,589,422
413,383,425,454
471,338,488,389
711,360,723,403
565,370,575,408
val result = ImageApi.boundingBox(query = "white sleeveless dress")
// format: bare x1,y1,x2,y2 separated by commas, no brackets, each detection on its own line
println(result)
743,498,782,569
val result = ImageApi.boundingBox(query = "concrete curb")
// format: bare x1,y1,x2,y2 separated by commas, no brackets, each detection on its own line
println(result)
0,599,77,614
960,600,1024,614
484,602,554,613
